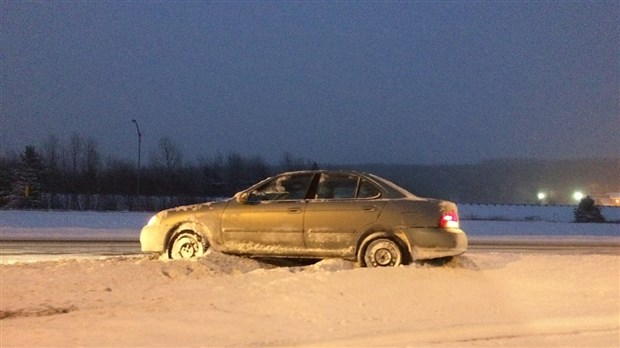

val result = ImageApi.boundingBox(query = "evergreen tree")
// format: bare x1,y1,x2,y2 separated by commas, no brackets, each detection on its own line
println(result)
574,196,605,223
0,156,15,207
8,146,44,208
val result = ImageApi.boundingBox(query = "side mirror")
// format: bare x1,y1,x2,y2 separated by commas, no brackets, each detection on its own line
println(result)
236,192,249,204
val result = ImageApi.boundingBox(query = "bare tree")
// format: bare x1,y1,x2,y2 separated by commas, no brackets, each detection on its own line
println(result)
68,132,83,176
41,134,60,170
83,137,101,192
245,156,270,183
225,152,245,191
279,151,313,171
196,154,227,196
155,136,183,174
40,134,62,193
84,138,101,173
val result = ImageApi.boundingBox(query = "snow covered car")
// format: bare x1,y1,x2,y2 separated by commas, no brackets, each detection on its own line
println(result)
139,170,467,267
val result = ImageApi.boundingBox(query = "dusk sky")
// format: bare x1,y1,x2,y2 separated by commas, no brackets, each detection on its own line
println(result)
1,1,618,165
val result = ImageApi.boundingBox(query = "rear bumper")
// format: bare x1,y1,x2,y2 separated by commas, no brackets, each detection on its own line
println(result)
402,227,468,260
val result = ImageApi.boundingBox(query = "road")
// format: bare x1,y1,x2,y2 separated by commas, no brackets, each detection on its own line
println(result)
1,238,618,263
0,241,141,263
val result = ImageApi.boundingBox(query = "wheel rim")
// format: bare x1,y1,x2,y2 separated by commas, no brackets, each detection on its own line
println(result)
170,234,204,260
364,239,402,267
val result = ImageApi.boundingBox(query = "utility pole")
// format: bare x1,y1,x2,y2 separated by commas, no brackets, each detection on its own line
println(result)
131,119,142,195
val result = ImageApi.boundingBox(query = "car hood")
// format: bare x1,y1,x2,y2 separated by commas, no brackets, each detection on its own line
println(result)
154,199,230,224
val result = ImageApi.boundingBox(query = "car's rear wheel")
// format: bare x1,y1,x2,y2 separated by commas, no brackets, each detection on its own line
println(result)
168,232,207,260
363,238,403,267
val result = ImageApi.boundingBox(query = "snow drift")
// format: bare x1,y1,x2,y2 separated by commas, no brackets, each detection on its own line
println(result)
1,250,618,347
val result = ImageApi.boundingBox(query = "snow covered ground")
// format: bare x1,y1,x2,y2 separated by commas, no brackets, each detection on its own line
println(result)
459,203,620,223
0,210,150,241
1,250,618,347
1,207,619,347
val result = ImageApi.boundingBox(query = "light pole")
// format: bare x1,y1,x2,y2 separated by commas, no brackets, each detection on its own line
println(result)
131,119,142,195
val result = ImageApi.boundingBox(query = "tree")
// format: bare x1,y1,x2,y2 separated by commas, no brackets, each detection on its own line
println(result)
574,196,605,223
154,136,183,174
197,155,226,196
102,158,136,195
8,146,44,208
147,136,184,194
69,132,83,176
0,154,17,207
82,137,101,192
40,134,62,193
245,156,270,184
279,151,315,172
225,152,245,192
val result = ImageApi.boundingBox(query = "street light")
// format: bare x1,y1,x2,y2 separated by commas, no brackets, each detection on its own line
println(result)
131,119,142,195
537,192,547,202
572,190,585,202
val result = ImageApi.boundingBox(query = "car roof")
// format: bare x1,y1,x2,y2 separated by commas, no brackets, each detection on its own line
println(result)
278,169,365,176
271,170,417,199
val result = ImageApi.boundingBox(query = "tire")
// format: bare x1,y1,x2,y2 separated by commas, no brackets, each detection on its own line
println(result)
362,238,403,267
168,232,207,260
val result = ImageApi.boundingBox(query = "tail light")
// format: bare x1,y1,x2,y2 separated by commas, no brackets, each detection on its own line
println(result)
439,211,459,228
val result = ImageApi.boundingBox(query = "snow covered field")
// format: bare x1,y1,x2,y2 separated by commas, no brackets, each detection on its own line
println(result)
1,207,619,347
459,204,620,223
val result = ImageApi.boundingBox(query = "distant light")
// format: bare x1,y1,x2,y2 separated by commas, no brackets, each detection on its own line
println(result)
573,191,585,201
537,192,547,201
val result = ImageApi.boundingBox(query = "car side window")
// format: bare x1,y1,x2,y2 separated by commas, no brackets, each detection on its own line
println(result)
315,174,359,199
249,173,314,201
358,179,381,199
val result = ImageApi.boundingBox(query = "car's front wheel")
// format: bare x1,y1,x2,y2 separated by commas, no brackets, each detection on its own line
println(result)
363,238,403,267
168,232,207,260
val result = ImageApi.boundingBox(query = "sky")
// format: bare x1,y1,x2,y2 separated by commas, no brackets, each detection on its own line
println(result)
1,1,618,166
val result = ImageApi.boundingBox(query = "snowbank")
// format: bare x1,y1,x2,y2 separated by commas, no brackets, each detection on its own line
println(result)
1,251,618,347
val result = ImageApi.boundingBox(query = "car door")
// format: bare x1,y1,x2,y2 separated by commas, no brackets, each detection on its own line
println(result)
220,173,314,255
304,173,386,256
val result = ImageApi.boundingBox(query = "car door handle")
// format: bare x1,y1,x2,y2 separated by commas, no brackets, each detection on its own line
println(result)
362,206,377,212
288,207,302,213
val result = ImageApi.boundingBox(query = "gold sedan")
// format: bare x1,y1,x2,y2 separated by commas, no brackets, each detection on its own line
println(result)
140,170,467,267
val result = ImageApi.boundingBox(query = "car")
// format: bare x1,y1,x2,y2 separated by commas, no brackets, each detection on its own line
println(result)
139,170,467,267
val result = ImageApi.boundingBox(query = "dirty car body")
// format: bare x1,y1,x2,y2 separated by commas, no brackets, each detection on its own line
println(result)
140,170,467,267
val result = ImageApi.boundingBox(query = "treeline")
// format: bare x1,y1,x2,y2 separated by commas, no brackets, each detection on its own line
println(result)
0,133,317,210
348,158,620,205
2,132,618,210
